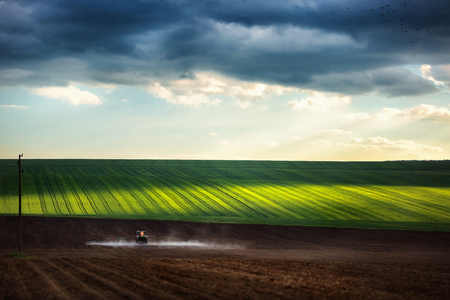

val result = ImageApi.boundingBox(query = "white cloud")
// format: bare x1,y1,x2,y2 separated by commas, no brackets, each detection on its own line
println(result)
343,136,445,156
338,112,372,121
340,104,450,122
0,105,29,109
220,140,230,145
402,104,450,122
30,85,102,105
288,91,351,113
264,140,279,146
237,100,253,109
145,71,292,108
210,132,218,136
421,64,450,86
231,81,288,106
146,80,222,107
349,137,363,144
319,129,353,135
121,98,129,103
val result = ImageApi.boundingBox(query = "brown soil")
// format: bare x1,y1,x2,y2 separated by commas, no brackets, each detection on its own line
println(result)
1,216,449,299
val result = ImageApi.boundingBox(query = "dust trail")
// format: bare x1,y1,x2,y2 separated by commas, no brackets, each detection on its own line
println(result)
86,240,243,249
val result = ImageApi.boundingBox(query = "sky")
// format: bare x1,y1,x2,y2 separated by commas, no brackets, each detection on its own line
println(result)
0,0,449,161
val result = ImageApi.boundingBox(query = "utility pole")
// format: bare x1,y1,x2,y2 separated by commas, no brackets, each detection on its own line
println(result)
18,153,23,252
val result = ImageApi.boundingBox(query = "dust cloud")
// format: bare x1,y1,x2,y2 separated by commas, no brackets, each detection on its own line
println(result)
86,239,243,249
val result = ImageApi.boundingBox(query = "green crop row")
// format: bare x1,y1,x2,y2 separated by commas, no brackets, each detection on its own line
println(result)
1,159,449,231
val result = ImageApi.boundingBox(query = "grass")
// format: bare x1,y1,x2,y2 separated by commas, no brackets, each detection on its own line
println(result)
8,251,32,259
1,159,449,231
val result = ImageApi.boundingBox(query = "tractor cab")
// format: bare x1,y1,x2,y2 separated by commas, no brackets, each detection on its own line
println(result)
135,230,148,244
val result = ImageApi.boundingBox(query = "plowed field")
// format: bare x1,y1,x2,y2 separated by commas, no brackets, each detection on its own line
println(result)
1,216,449,299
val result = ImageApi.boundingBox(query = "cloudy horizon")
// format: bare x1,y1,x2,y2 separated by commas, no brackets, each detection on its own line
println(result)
1,0,449,160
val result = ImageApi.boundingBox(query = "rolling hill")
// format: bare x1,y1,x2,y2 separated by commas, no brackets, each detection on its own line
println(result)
1,159,449,231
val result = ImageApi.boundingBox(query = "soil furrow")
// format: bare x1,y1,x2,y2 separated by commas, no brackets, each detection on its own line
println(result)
0,260,33,299
26,259,72,300
151,259,300,299
73,258,207,299
63,258,199,299
36,259,109,299
55,258,144,299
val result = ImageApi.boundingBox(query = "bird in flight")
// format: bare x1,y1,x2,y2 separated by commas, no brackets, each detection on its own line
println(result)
349,1,431,45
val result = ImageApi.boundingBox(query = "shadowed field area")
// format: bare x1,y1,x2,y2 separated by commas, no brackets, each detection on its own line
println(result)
1,216,449,299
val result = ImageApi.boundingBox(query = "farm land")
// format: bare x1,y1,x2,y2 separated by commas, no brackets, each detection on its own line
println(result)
1,159,450,299
1,159,450,230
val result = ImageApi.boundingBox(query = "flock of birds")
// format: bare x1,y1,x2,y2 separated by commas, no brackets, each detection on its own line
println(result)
346,1,431,44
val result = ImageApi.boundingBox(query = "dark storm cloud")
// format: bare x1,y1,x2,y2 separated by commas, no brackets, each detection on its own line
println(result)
0,0,449,95
310,68,439,96
0,0,181,60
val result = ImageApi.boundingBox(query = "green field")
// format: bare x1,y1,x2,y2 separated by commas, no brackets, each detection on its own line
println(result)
1,159,450,231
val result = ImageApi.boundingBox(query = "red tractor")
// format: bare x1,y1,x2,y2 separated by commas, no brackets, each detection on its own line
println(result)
135,230,148,244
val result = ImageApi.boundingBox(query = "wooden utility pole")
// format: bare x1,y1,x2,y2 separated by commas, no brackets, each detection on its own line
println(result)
18,153,23,252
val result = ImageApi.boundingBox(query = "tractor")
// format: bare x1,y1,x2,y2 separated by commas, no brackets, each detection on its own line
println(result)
135,230,148,244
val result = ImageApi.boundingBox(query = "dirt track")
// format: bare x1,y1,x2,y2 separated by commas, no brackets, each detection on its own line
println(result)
1,216,449,299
